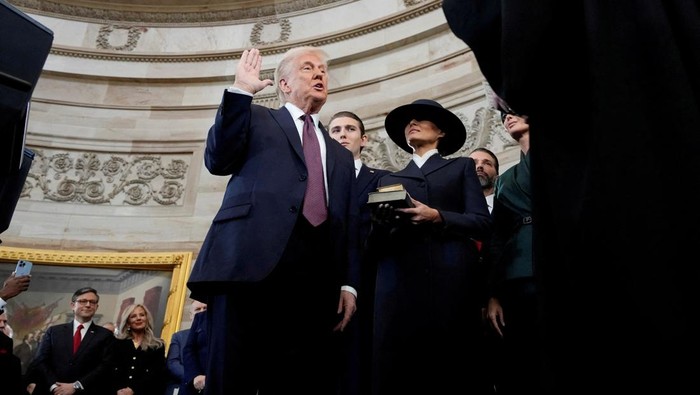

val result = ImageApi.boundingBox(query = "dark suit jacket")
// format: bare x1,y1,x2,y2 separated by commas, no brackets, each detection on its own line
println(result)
338,164,389,395
182,312,207,395
356,164,390,247
188,91,360,297
0,332,23,395
165,329,189,395
32,322,115,395
108,338,166,395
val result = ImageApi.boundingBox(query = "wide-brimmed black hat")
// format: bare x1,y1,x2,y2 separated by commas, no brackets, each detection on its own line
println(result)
384,99,467,156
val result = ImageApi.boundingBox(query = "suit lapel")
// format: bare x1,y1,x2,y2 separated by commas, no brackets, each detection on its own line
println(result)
420,155,453,176
356,165,376,195
392,160,424,182
271,107,304,162
60,323,74,357
320,125,336,184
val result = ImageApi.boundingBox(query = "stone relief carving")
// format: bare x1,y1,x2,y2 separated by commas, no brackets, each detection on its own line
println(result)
22,149,190,206
96,25,148,51
250,18,292,46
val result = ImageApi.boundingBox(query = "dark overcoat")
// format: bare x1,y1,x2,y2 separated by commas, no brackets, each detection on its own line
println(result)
369,155,491,394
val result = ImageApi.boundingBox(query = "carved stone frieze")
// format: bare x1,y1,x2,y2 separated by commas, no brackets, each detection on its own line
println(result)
21,148,191,206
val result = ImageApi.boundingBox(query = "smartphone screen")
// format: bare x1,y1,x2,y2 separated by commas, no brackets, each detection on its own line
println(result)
15,259,33,276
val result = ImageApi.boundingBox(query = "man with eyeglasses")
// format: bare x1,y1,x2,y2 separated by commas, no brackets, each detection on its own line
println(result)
31,287,115,395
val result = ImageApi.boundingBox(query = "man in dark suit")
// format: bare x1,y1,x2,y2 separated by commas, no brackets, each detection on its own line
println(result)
182,305,207,395
165,300,206,395
442,1,700,393
31,287,115,395
165,329,188,395
328,111,389,395
187,47,360,395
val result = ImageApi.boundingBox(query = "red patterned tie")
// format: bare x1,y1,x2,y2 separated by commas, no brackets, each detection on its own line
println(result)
301,114,328,226
73,324,83,354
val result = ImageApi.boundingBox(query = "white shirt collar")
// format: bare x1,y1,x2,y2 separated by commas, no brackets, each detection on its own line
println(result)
354,159,363,177
412,149,439,168
285,103,318,127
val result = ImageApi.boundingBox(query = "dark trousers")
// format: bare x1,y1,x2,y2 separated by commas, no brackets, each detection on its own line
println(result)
205,218,339,395
496,278,542,394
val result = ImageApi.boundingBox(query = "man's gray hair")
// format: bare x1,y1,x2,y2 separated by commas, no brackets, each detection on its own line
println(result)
274,46,329,105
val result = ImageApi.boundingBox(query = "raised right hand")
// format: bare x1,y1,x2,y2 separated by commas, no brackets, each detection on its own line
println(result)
232,48,274,94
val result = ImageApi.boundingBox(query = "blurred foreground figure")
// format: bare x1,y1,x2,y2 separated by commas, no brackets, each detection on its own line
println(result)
443,1,700,393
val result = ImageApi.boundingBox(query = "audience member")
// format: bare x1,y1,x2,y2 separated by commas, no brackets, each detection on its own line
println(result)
101,322,117,335
328,110,389,395
165,300,207,395
0,309,10,336
13,331,34,374
469,147,499,213
187,47,360,395
0,271,31,312
368,99,492,394
485,111,535,393
109,303,166,395
32,287,115,395
182,302,208,395
468,146,501,394
0,309,24,395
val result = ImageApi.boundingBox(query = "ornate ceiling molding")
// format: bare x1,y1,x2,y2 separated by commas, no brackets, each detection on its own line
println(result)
10,0,351,25
46,1,442,62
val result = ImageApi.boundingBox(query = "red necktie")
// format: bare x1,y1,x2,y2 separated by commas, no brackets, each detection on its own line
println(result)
73,324,83,354
301,114,327,226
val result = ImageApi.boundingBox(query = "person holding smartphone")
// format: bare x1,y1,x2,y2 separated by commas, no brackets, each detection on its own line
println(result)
1,260,31,395
0,260,32,313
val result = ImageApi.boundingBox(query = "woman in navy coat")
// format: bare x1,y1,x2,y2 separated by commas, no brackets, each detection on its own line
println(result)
369,99,492,395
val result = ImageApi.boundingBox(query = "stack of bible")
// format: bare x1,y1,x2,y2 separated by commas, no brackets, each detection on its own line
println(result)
367,183,414,208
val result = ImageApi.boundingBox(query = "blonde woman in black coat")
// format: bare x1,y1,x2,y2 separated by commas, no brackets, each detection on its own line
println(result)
108,304,166,395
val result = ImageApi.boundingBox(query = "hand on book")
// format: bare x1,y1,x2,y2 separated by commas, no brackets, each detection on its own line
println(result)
371,197,442,227
370,202,410,226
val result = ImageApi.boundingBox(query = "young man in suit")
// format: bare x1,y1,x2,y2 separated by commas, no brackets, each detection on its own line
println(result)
31,287,115,395
328,111,389,395
187,47,360,395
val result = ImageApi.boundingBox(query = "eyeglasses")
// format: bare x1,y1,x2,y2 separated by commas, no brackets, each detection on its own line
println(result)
74,299,98,306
